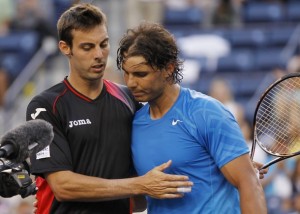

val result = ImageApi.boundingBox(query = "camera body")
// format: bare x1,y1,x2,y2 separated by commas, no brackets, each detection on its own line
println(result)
0,158,36,198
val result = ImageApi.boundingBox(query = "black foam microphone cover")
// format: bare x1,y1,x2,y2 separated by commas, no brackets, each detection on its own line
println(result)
0,119,54,163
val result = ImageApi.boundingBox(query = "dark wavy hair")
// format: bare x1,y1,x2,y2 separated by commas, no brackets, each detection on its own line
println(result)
57,3,107,47
117,22,183,84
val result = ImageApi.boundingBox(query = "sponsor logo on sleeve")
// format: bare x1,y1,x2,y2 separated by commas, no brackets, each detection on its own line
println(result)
31,108,46,119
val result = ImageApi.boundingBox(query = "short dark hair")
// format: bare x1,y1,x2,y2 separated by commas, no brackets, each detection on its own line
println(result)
117,22,183,84
57,3,107,47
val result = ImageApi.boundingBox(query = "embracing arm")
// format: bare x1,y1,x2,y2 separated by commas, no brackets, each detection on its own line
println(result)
221,154,267,214
45,160,193,202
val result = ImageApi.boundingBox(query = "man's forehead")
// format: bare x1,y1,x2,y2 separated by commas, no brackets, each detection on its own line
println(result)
122,56,148,69
72,25,108,42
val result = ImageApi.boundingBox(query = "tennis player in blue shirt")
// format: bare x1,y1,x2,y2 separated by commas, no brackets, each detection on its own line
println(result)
117,22,267,214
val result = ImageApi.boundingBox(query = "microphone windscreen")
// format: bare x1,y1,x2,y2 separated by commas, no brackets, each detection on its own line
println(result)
0,119,54,163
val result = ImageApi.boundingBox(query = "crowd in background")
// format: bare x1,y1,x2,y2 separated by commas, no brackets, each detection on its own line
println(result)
207,54,300,214
0,0,68,107
1,0,300,213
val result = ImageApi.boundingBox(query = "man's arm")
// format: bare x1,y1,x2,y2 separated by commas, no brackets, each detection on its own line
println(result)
221,154,267,214
45,160,193,202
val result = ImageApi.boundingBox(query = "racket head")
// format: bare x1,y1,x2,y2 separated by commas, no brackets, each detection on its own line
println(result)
253,72,300,158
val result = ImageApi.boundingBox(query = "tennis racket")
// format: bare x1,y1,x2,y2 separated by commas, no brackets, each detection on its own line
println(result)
250,73,300,169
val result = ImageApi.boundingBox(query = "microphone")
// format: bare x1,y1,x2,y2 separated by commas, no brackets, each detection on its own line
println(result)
0,119,54,163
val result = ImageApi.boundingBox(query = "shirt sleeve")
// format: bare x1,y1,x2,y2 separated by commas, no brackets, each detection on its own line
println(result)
26,96,73,177
193,98,249,169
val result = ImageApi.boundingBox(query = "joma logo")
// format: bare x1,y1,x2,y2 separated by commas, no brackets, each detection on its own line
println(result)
69,119,92,128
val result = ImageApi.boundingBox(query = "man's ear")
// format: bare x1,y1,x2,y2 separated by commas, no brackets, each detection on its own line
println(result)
163,63,175,78
59,41,71,56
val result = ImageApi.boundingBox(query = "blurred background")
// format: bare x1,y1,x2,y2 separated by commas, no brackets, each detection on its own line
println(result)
1,0,300,213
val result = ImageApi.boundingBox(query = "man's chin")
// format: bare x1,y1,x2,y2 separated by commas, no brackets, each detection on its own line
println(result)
88,72,104,80
133,96,146,103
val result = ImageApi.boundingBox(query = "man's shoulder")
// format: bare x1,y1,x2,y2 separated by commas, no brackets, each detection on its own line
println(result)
103,79,129,94
104,79,142,113
30,82,65,105
182,87,221,107
26,81,66,120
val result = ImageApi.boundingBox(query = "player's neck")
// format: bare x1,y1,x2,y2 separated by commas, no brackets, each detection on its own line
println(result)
67,75,104,100
149,84,180,119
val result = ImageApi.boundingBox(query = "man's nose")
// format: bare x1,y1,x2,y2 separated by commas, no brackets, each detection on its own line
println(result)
94,47,104,59
126,75,137,88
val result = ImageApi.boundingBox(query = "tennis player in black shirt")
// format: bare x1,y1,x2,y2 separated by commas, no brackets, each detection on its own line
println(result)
26,3,193,214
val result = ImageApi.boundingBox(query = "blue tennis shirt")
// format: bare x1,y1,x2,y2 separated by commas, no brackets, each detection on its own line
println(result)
132,87,249,214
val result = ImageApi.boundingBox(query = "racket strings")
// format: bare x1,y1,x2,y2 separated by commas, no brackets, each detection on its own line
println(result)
255,77,300,155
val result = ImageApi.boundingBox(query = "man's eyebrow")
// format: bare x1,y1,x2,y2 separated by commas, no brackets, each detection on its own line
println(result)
101,37,109,43
79,38,109,47
79,42,94,47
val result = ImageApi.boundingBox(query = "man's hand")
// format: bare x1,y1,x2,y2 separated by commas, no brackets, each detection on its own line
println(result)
252,161,269,179
138,160,193,199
